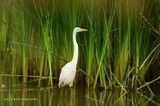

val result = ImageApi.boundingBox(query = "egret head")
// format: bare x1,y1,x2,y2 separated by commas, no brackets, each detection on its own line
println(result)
73,27,88,33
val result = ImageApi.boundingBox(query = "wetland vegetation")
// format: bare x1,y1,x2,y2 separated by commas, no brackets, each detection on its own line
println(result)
0,0,160,105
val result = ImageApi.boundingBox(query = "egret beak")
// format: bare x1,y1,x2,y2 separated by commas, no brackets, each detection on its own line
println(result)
79,28,88,32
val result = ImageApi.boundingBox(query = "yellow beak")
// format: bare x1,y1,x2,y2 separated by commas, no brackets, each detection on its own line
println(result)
80,28,88,32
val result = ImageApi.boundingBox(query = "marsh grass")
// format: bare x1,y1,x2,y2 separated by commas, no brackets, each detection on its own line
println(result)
0,0,160,91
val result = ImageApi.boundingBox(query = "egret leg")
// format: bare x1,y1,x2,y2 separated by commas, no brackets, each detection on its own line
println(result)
69,82,73,87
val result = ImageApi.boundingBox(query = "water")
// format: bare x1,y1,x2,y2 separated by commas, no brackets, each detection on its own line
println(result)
0,84,160,106
0,74,159,106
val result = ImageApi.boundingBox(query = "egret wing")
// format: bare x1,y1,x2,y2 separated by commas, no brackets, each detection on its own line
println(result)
58,62,72,87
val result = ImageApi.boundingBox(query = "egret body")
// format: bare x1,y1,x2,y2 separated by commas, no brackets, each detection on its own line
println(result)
58,27,88,87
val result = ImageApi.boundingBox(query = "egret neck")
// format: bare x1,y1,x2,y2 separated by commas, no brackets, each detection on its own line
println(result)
71,31,78,66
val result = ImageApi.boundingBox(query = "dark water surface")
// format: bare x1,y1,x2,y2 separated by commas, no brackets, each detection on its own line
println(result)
0,84,160,106
0,75,159,106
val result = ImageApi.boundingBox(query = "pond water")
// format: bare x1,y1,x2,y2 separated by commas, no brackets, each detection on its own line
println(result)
0,83,160,106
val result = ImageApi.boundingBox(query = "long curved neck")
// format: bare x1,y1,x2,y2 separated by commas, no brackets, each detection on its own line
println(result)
71,31,78,65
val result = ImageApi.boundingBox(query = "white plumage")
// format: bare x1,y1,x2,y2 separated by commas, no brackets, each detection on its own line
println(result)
58,27,88,87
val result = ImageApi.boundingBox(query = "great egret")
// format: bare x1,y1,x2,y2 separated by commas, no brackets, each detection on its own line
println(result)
58,27,88,87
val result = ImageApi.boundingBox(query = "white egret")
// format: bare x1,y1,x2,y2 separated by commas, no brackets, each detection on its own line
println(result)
58,27,88,87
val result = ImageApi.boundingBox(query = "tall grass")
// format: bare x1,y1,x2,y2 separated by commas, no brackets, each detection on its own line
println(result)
0,0,160,89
